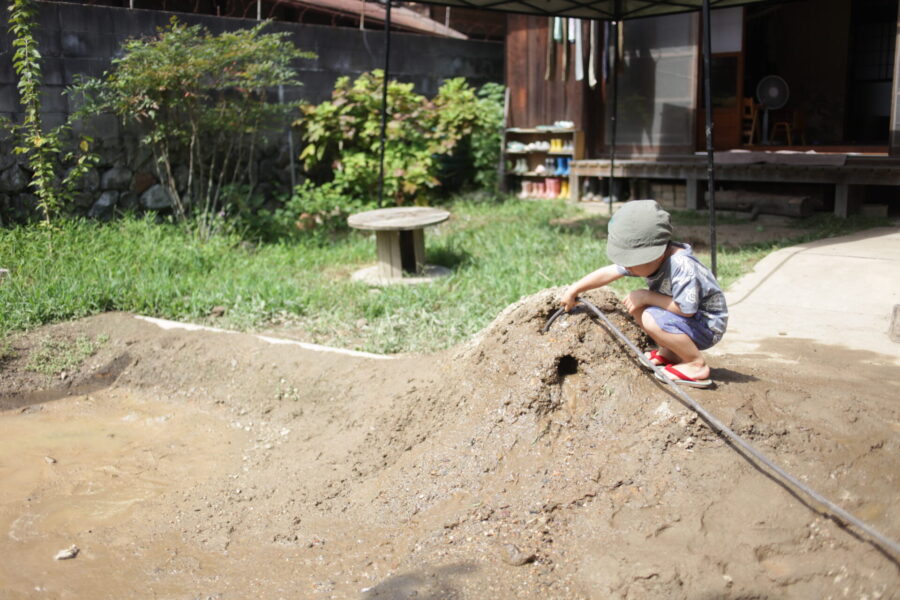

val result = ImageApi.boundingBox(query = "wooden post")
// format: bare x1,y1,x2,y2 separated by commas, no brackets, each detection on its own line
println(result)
686,178,699,210
834,184,863,218
376,230,403,279
835,183,849,218
834,183,848,217
891,0,900,156
411,229,425,273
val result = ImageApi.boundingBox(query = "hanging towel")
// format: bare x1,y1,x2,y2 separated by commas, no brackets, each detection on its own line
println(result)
575,19,584,82
588,20,598,88
568,18,577,42
545,17,555,80
601,21,609,83
618,20,624,68
561,17,568,81
553,17,563,41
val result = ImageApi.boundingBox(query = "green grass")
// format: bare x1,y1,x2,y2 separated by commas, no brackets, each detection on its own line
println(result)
26,334,109,375
0,199,892,354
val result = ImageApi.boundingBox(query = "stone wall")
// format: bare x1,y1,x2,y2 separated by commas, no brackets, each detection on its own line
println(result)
0,126,300,223
0,1,504,222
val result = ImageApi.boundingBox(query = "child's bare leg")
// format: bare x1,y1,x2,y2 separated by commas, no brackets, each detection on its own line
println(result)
631,307,679,366
639,310,710,381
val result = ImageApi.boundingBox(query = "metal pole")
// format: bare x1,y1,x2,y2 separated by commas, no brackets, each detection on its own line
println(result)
377,0,392,208
499,86,510,194
608,19,619,211
257,0,261,20
279,85,297,190
701,0,718,276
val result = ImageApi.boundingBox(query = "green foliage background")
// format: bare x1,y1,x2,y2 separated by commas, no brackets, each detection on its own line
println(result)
285,72,505,233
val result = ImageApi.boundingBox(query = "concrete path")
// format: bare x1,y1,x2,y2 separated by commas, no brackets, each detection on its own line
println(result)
710,226,900,365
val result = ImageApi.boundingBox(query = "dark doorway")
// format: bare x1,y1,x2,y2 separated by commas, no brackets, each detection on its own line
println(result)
845,0,898,143
743,0,897,148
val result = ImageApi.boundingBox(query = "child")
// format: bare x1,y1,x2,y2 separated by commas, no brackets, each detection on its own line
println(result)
561,200,727,388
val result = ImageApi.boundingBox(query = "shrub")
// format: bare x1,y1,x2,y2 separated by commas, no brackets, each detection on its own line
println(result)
269,180,353,237
72,18,314,239
293,72,505,225
4,0,98,233
297,71,440,209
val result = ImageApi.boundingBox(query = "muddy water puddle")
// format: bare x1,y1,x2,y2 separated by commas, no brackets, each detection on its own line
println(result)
0,389,245,598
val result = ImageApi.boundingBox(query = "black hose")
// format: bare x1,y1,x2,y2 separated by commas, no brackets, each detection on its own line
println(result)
545,297,900,557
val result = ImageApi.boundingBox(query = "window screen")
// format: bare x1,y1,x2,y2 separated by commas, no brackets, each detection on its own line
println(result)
605,13,699,152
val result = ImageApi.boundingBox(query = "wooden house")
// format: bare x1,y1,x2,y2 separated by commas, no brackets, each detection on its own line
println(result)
504,0,900,216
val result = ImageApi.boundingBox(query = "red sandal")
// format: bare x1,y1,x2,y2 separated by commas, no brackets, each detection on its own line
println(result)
647,349,674,367
654,364,713,389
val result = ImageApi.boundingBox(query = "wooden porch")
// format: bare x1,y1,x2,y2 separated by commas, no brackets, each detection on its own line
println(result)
569,152,900,217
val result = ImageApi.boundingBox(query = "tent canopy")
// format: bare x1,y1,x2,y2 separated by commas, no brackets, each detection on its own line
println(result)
405,0,771,20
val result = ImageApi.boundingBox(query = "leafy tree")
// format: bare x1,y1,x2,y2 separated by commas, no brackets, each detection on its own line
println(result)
73,18,314,239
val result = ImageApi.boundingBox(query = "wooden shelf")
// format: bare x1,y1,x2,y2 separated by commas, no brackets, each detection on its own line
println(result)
503,128,584,201
506,127,576,134
505,150,575,155
512,171,570,177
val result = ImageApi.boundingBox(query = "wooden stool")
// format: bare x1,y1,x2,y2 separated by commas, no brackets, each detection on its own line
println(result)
348,206,450,282
770,121,793,145
770,109,806,146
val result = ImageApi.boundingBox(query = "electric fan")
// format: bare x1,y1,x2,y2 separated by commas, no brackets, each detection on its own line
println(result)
756,75,790,144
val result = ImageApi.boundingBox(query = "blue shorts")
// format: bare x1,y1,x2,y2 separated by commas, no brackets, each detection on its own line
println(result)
644,306,719,351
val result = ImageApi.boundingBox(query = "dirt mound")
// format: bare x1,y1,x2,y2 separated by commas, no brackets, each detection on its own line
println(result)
1,291,898,598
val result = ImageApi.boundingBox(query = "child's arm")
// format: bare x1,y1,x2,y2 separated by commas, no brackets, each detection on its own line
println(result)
623,289,694,317
561,265,625,311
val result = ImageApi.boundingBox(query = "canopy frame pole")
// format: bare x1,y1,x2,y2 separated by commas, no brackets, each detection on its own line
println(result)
377,0,393,208
701,0,718,276
608,18,619,212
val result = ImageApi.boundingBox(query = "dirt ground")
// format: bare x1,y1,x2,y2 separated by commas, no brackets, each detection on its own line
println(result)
1,286,898,599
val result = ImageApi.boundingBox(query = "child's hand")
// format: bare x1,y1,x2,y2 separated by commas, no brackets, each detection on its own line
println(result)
623,290,649,316
561,287,579,312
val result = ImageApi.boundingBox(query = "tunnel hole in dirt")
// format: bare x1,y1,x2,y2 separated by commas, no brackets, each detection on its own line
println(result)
556,355,579,379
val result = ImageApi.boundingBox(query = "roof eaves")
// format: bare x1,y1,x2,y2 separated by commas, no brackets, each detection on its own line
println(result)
285,0,469,38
